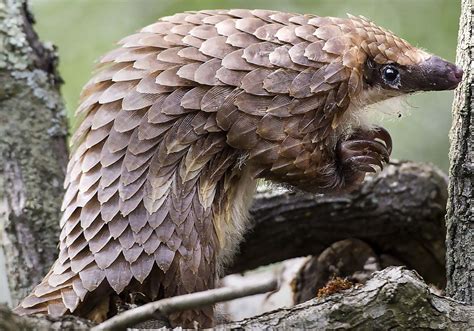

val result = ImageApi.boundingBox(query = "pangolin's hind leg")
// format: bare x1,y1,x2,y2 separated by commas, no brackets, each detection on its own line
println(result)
163,150,248,328
117,259,216,328
163,239,218,328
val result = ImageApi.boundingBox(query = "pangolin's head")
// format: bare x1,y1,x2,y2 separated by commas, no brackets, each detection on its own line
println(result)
313,15,463,107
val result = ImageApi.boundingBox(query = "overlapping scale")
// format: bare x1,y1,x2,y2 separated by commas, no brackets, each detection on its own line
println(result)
17,9,426,327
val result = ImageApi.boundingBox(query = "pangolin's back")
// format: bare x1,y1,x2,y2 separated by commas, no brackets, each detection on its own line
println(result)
15,9,418,326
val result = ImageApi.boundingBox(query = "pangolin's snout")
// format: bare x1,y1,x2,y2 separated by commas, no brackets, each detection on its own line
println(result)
419,56,463,90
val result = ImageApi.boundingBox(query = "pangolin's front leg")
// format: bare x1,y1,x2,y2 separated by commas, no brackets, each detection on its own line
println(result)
335,127,392,191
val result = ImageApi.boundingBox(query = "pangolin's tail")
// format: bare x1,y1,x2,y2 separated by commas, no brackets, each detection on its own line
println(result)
13,260,107,318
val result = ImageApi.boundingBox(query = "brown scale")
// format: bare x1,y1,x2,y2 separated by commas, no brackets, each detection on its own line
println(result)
15,9,462,328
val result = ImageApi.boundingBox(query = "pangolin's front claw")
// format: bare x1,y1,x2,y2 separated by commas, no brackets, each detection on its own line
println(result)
337,127,393,175
349,126,393,155
342,139,390,163
372,127,393,155
349,156,379,172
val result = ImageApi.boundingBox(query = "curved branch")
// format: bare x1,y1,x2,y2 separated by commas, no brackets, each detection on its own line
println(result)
230,161,448,287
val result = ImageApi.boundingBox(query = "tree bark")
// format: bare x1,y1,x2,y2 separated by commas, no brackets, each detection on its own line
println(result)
231,161,448,288
0,0,67,305
292,238,397,304
222,267,474,330
446,0,473,304
2,267,472,330
0,305,94,331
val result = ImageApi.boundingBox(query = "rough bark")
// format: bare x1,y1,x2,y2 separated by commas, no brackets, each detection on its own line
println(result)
293,238,397,304
0,0,68,305
0,305,93,331
1,267,472,330
446,0,473,304
230,161,448,288
222,267,474,330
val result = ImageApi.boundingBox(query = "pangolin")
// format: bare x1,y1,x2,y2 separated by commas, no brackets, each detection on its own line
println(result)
15,9,462,327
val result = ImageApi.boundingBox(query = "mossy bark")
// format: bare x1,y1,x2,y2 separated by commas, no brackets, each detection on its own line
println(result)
0,0,68,305
446,0,473,304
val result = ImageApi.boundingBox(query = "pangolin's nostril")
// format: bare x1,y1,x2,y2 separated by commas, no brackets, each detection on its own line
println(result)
453,66,464,80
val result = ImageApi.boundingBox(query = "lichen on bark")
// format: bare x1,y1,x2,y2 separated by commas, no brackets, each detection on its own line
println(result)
0,0,68,305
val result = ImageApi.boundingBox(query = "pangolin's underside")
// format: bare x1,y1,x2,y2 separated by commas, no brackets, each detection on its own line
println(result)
15,9,462,327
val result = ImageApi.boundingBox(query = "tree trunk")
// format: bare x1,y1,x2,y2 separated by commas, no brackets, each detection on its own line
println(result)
446,0,473,304
0,0,68,305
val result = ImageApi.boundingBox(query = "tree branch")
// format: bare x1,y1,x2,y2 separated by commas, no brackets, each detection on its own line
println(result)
88,278,276,331
222,267,474,330
230,161,448,287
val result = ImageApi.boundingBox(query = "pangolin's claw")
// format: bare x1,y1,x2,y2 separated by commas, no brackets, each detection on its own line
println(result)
341,140,390,163
337,127,392,175
348,126,393,155
373,127,393,155
349,156,379,172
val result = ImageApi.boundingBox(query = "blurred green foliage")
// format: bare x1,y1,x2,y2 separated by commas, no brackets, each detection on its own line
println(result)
31,0,460,170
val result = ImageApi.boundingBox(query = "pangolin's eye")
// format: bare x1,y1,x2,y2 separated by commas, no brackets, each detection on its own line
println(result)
382,65,400,84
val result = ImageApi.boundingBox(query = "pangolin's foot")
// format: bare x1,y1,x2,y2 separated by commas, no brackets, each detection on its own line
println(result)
335,127,392,190
337,126,392,173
